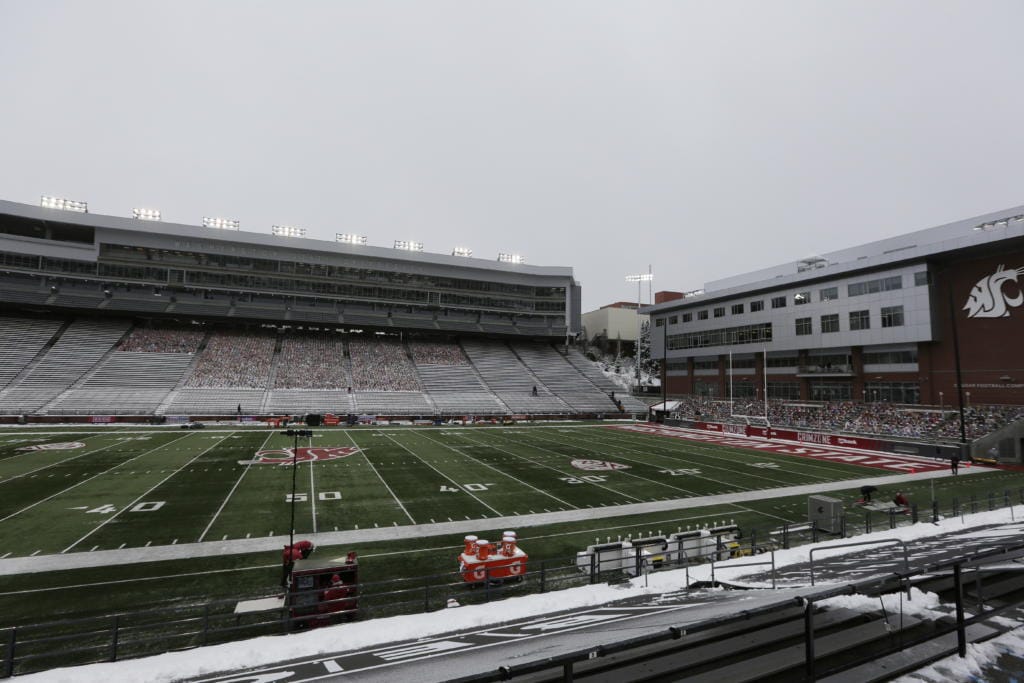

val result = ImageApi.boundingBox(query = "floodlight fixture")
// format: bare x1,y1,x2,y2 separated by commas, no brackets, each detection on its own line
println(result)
625,273,654,282
40,195,88,213
394,240,424,251
203,216,240,230
452,247,472,257
498,253,525,264
132,208,162,221
337,233,367,245
272,224,306,237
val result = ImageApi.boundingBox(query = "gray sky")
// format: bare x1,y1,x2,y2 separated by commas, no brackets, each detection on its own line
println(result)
2,1,1023,311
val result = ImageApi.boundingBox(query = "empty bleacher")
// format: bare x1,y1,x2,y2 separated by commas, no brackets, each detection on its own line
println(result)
0,318,130,414
162,388,266,415
265,390,354,414
47,352,194,415
461,340,569,413
353,391,433,415
0,316,63,388
565,348,649,413
513,343,619,413
411,341,506,415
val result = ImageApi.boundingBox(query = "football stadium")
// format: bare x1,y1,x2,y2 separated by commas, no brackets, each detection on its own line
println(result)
1,198,1024,680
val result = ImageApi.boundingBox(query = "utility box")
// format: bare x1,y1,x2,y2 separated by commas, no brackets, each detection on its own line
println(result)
808,495,844,534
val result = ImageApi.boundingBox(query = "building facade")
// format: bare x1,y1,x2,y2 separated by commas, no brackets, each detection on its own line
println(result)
647,207,1024,406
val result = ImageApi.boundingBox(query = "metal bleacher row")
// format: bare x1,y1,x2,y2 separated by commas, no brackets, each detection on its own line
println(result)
0,315,641,417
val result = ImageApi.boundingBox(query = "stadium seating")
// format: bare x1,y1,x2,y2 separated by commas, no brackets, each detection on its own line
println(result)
512,343,620,412
0,318,131,414
353,391,433,415
565,349,649,413
0,316,63,388
185,331,276,389
265,390,354,414
349,338,421,391
411,341,506,415
461,340,569,413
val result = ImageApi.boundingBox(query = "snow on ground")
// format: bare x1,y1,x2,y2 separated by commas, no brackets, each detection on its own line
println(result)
16,507,1023,683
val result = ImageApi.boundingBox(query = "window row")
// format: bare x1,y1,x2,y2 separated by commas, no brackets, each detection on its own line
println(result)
795,306,904,335
667,322,773,350
658,271,927,328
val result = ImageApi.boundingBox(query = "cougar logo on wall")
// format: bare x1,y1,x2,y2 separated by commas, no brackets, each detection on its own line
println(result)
963,264,1024,318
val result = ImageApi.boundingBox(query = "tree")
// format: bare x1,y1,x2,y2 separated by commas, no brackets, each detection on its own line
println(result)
638,319,660,386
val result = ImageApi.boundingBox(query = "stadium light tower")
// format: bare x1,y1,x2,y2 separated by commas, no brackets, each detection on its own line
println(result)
393,240,424,251
272,225,306,238
203,216,240,230
625,270,654,394
452,247,472,257
497,253,525,264
40,195,88,213
337,233,367,245
132,208,162,221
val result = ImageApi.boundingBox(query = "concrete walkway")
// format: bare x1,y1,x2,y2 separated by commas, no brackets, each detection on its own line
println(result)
0,467,980,576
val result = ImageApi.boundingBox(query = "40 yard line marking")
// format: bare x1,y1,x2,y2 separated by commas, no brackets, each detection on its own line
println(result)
0,433,194,524
62,432,239,553
341,429,416,524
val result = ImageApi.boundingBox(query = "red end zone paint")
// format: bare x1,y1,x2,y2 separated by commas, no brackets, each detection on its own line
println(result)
611,424,950,473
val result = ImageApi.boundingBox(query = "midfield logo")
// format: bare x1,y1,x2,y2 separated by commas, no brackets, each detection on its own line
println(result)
238,446,360,466
964,264,1024,318
570,458,630,471
17,441,85,451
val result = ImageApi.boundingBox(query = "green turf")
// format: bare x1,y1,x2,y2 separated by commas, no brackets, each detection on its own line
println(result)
1,423,1022,634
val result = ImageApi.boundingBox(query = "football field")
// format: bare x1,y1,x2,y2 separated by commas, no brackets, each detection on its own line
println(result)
0,423,955,558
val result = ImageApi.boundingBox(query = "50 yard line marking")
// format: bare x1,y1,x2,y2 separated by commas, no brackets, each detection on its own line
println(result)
63,432,238,553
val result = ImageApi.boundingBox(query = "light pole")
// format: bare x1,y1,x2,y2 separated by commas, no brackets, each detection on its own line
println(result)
282,428,313,567
625,271,653,394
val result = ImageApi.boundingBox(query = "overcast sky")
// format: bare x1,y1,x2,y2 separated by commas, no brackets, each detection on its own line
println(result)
2,1,1023,311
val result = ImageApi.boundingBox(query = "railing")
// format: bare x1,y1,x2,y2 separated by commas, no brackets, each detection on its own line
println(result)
1,487,1022,677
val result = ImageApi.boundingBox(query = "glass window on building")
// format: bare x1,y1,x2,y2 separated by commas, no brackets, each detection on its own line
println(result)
682,313,692,322
669,315,678,324
732,303,744,315
809,380,852,401
731,380,755,398
864,382,920,404
914,271,929,286
714,307,725,318
821,313,839,333
881,305,904,328
750,300,764,312
819,286,838,302
694,381,718,398
767,382,800,400
655,318,664,327
849,310,870,330
795,317,812,335
698,310,709,320
794,291,810,305
771,296,786,309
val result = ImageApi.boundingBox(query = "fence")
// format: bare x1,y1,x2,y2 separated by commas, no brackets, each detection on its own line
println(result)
1,486,1022,677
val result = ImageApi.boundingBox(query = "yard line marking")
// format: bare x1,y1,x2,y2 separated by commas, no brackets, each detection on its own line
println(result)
380,432,503,517
30,550,40,556
197,430,271,542
341,429,416,525
416,431,579,511
145,541,151,547
62,435,235,553
307,433,318,535
118,543,125,549
457,431,646,504
0,553,9,559
0,433,194,524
